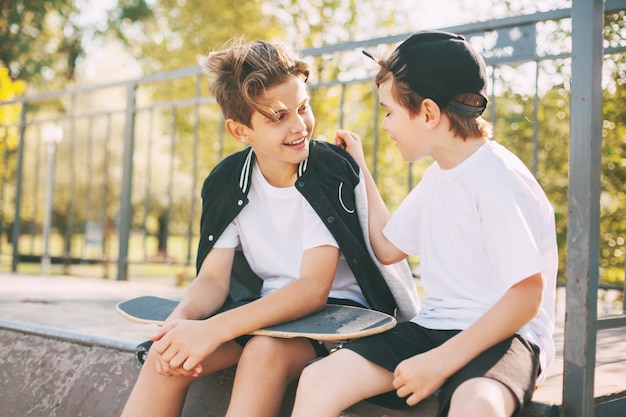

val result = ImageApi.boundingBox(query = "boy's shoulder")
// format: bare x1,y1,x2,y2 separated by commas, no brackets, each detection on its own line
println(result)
308,139,360,175
213,146,252,172
205,147,252,179
201,147,253,196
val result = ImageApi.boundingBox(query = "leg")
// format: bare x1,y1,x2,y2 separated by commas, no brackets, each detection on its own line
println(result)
448,377,517,417
121,340,243,417
443,335,539,417
225,336,317,417
291,348,395,417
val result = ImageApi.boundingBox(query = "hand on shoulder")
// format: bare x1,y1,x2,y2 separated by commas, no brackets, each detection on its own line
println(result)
335,129,367,168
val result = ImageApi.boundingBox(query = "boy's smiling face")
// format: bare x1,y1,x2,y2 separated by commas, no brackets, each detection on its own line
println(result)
238,75,314,187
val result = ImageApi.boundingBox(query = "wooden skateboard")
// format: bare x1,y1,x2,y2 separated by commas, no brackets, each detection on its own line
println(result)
116,295,396,366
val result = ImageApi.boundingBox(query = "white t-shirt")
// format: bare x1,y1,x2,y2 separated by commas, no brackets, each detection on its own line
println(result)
383,140,557,378
214,164,367,307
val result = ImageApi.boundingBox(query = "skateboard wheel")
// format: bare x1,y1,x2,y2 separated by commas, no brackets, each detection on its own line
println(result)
135,340,153,367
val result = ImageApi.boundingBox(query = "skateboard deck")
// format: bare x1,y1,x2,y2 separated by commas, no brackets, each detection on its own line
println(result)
116,295,396,341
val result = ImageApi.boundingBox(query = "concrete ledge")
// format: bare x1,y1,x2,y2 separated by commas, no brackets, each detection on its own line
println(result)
0,320,137,417
0,320,236,417
0,319,563,417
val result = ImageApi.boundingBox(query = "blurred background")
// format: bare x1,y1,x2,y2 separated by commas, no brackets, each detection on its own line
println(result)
0,1,624,311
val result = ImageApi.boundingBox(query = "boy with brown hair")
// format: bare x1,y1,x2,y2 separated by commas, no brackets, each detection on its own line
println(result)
291,30,557,417
120,39,419,417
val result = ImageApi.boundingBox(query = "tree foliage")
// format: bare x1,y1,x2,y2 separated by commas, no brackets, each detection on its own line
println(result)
115,0,280,73
0,0,151,87
0,67,26,176
1,0,80,85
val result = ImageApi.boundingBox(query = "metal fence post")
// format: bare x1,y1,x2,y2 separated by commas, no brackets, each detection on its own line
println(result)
117,82,138,281
563,0,604,416
63,96,77,272
10,103,27,272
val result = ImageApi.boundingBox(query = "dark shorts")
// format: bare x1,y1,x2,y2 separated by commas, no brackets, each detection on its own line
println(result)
228,297,366,358
343,321,541,417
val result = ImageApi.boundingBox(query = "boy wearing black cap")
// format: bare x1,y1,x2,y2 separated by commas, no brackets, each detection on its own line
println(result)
290,31,557,417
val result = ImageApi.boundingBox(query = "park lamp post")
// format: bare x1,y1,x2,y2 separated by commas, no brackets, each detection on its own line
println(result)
41,123,63,276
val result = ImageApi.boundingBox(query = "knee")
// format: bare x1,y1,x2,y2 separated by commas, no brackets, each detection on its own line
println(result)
298,357,330,391
242,335,284,356
239,336,284,367
142,348,162,371
448,378,516,417
136,351,195,389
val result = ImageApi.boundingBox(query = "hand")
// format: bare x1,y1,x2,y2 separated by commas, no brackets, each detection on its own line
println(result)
335,129,367,167
392,349,450,406
150,319,220,376
148,345,200,377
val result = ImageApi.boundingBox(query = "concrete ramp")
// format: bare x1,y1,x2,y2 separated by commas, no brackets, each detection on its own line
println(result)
0,318,430,417
1,320,137,416
0,318,562,417
0,320,234,417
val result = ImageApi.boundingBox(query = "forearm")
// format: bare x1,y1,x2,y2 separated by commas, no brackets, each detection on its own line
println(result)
335,130,406,264
170,277,228,321
209,278,328,343
201,244,338,344
359,165,406,264
168,247,233,321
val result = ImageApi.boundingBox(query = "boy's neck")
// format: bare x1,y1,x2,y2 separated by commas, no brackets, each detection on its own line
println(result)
435,136,488,170
256,159,299,188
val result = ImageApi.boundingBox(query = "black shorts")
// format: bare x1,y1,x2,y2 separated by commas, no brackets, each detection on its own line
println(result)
228,297,367,358
343,321,541,417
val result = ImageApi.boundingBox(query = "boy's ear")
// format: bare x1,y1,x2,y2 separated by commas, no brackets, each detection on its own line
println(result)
225,119,250,144
421,99,441,127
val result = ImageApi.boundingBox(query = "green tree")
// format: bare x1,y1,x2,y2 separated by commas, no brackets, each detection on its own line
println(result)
599,54,626,285
0,0,151,87
599,10,626,285
0,66,25,138
0,66,26,248
1,0,81,86
115,0,279,73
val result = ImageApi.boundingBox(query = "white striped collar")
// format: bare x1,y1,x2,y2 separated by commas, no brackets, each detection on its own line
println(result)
238,147,309,193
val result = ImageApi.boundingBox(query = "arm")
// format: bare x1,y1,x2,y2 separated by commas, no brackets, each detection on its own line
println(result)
335,129,407,264
147,247,234,376
392,272,544,406
168,247,235,321
153,244,340,373
204,244,339,340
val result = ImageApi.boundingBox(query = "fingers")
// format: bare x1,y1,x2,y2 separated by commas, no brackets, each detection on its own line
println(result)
393,379,424,407
152,337,203,377
335,130,368,169
404,393,421,407
146,320,208,377
182,359,203,376
150,347,200,377
393,366,427,407
154,339,186,369
335,129,361,146
392,374,409,397
150,320,178,341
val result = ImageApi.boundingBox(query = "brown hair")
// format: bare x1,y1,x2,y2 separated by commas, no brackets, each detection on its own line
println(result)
202,38,310,127
374,48,492,140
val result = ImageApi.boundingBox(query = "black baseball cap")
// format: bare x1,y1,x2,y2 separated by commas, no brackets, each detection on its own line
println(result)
364,30,488,117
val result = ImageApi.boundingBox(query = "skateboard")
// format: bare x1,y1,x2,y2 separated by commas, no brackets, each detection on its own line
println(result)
116,295,396,366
